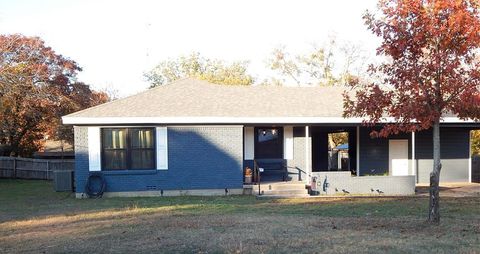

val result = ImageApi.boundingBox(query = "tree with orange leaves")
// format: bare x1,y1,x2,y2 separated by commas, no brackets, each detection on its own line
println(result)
344,0,480,223
0,34,108,156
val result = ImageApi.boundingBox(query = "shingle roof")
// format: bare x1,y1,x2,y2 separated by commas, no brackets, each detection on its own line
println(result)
62,78,473,125
64,78,348,118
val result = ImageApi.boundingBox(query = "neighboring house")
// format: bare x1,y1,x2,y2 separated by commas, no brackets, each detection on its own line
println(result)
34,140,74,159
331,144,349,171
62,78,479,197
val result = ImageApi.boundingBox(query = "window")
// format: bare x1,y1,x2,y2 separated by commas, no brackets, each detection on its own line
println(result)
102,128,127,170
255,127,283,159
101,128,155,170
130,128,155,169
258,128,279,142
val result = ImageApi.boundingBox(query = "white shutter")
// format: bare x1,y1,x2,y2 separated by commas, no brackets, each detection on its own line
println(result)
244,127,254,160
88,127,101,171
156,127,168,170
284,126,293,160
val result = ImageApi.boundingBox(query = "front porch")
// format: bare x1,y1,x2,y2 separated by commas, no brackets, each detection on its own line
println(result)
243,125,417,196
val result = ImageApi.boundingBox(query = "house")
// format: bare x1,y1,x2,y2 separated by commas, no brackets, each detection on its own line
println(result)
62,78,479,198
331,143,349,171
34,140,74,159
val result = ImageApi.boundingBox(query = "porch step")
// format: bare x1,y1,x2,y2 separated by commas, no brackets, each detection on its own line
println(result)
258,182,306,191
260,189,308,195
257,194,311,199
255,181,309,197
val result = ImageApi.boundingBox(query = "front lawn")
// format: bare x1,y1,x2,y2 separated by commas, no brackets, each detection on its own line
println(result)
0,179,478,253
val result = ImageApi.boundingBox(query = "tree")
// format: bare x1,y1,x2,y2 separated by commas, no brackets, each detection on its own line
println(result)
328,132,349,149
266,38,366,86
472,130,480,156
51,82,110,146
344,0,480,223
268,46,302,85
0,34,108,156
338,42,369,86
144,52,254,87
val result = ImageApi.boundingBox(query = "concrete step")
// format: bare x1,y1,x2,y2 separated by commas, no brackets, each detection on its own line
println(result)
260,189,308,195
258,182,306,191
256,193,311,198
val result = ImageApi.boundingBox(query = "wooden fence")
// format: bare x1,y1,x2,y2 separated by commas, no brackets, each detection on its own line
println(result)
473,155,480,183
0,156,74,180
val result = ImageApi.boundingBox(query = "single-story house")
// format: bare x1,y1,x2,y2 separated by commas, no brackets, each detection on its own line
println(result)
34,140,74,159
62,78,479,198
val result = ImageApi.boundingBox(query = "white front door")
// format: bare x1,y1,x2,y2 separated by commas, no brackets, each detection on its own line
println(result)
389,140,409,176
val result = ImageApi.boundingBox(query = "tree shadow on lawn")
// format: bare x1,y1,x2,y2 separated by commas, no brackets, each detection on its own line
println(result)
415,183,480,197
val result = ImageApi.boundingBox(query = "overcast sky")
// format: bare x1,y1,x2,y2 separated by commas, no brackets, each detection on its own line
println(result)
0,0,380,97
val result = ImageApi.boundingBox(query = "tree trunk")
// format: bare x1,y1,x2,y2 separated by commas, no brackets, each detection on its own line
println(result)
428,120,442,223
328,134,336,150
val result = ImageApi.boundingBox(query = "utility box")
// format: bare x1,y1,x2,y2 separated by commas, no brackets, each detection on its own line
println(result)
54,171,74,192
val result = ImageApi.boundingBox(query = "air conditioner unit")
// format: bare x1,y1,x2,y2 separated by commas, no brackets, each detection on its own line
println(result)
54,171,74,192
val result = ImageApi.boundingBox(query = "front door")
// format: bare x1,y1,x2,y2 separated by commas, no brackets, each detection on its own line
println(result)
389,139,409,176
254,127,283,159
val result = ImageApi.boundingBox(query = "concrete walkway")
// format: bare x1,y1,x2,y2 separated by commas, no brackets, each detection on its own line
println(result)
415,183,480,197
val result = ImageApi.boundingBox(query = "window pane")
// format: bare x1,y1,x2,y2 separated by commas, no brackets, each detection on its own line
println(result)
103,150,127,170
103,129,126,149
131,129,154,148
131,150,155,169
258,129,279,142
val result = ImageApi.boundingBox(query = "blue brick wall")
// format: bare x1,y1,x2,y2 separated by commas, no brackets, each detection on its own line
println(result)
359,127,411,176
74,126,244,193
415,127,470,183
359,126,471,182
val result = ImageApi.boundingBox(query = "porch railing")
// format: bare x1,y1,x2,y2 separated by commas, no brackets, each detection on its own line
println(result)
253,160,261,195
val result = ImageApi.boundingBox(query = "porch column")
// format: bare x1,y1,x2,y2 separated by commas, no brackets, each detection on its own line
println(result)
305,125,310,182
469,131,472,183
244,127,254,160
411,131,416,178
356,126,360,176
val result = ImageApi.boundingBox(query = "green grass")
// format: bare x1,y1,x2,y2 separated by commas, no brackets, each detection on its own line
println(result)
0,179,479,253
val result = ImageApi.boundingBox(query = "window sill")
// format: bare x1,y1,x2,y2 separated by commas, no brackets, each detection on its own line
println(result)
101,169,158,176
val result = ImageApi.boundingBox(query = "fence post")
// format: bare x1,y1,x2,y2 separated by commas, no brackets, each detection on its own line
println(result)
12,158,16,179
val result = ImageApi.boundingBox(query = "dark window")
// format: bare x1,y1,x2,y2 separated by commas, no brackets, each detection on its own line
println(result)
254,127,283,159
102,128,127,170
101,128,155,170
130,128,155,169
258,129,279,142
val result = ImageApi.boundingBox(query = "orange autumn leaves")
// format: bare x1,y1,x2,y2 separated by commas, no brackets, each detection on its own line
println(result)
0,34,108,156
344,0,480,137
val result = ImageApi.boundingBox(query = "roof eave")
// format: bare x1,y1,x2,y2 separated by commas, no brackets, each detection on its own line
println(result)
62,116,477,125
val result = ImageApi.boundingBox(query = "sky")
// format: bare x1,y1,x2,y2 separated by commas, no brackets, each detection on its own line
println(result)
0,0,380,97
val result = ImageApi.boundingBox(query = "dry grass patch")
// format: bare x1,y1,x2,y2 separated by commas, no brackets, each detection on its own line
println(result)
0,180,479,253
1,213,478,253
